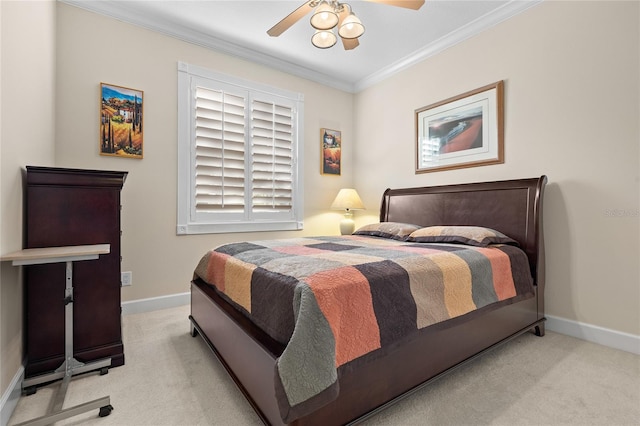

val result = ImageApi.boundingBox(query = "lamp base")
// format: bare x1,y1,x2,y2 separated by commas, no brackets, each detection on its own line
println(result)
339,211,355,235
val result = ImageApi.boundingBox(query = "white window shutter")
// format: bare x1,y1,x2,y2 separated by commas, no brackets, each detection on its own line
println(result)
251,100,293,213
177,62,304,234
194,87,246,212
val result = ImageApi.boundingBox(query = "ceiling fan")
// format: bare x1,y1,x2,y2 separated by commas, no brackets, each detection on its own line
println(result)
267,0,425,50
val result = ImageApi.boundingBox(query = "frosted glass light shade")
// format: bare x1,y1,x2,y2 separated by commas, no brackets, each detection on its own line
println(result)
312,29,337,49
310,1,339,30
338,12,365,39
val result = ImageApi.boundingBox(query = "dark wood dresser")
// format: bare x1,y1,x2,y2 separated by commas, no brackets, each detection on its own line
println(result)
24,166,127,378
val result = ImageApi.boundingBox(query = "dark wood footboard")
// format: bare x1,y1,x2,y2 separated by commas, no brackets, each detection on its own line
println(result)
191,279,543,425
191,280,283,425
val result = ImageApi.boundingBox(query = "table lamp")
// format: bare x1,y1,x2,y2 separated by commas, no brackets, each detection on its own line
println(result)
331,188,365,235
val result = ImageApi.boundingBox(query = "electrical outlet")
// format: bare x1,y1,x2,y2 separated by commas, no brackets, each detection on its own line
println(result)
121,271,132,286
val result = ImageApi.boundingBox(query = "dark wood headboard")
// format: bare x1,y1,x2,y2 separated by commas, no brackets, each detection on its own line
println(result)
380,176,547,285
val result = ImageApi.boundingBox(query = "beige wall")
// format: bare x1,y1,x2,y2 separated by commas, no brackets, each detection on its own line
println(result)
54,4,354,302
354,0,640,335
1,0,56,398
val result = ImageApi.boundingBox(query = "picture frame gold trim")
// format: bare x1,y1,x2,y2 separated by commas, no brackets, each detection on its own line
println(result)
415,81,504,173
100,82,144,159
321,128,341,175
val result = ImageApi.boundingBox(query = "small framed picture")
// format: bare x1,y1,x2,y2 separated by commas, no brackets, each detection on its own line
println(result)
321,128,341,175
416,81,504,173
100,83,143,158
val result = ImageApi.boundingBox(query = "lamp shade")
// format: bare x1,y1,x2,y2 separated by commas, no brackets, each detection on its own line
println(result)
338,12,365,39
310,1,339,30
311,29,337,49
331,188,365,211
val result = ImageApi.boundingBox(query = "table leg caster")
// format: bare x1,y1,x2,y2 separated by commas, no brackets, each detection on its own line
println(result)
99,404,113,417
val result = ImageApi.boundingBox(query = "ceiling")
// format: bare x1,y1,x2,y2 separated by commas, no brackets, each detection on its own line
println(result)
62,0,541,92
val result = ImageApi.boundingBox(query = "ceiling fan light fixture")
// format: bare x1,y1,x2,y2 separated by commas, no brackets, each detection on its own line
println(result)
338,11,365,39
268,0,425,51
311,29,337,49
310,1,339,30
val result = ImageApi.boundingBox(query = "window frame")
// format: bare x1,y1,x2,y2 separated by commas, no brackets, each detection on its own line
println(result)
177,62,304,235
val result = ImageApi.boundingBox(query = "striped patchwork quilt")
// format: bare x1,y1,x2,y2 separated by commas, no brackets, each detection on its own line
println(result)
193,235,534,423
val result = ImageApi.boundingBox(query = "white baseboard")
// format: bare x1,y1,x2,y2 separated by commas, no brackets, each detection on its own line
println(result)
0,366,23,426
120,292,640,355
120,292,640,356
546,314,640,355
121,291,190,315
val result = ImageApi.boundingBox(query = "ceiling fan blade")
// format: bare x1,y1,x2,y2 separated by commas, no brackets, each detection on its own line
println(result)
365,0,425,10
342,38,359,50
267,1,315,37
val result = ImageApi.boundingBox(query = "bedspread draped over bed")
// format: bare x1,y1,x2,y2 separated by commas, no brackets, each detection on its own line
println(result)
193,235,534,423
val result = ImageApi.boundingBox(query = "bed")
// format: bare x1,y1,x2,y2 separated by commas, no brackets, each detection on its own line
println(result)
189,175,547,425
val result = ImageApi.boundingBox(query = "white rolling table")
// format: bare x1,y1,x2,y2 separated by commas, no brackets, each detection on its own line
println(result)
1,244,114,426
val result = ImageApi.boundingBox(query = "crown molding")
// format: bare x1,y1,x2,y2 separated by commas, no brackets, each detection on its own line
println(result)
354,0,542,92
60,0,356,92
60,0,541,94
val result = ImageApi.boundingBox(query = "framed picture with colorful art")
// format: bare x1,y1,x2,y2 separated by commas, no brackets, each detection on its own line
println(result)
100,83,144,158
321,128,341,175
415,81,504,173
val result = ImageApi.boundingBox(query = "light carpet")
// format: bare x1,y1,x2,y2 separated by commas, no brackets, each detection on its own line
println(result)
8,305,639,425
